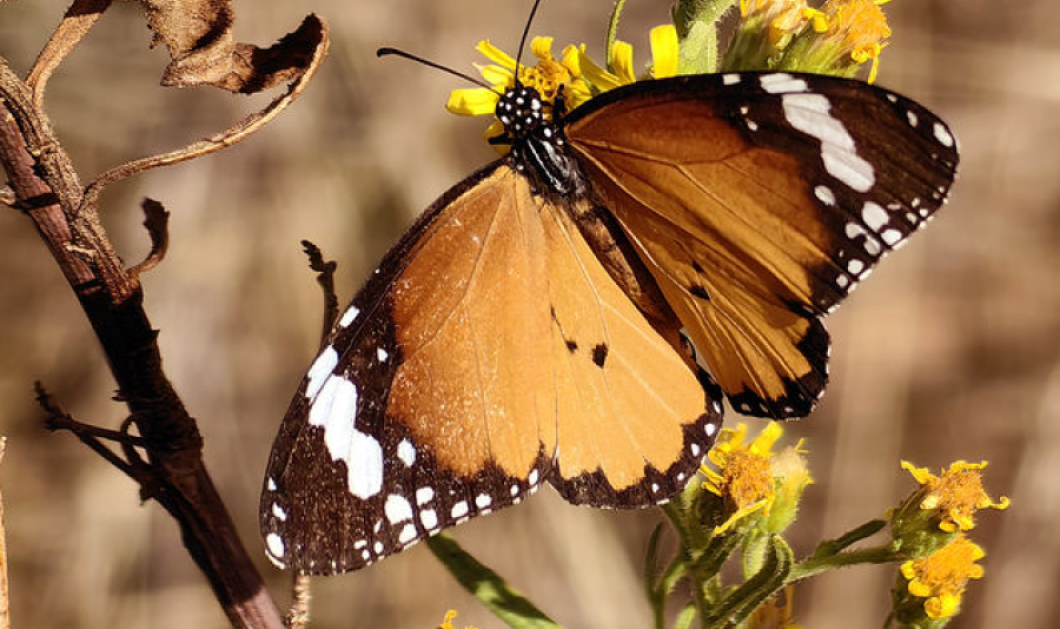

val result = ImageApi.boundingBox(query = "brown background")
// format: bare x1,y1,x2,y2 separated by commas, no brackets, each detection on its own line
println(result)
1,0,1057,627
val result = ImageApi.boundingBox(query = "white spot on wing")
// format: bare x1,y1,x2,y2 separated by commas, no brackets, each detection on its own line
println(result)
267,478,277,492
385,494,413,523
420,509,439,530
338,306,360,328
848,259,865,275
308,374,384,499
862,202,889,231
933,122,954,147
760,73,808,93
814,185,835,206
373,541,383,554
782,93,875,192
271,503,287,521
906,110,918,127
398,523,417,544
376,347,389,362
881,229,903,245
397,439,416,467
265,533,285,562
347,429,383,499
476,494,492,509
706,423,717,436
451,501,469,518
723,74,741,85
305,346,338,399
416,487,434,505
528,469,540,486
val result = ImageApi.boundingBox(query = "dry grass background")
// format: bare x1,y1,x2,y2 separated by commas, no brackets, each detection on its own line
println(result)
1,0,1058,628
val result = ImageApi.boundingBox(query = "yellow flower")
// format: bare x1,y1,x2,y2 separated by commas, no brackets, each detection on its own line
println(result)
702,422,783,533
446,37,593,146
901,460,1010,533
580,24,680,91
897,534,985,620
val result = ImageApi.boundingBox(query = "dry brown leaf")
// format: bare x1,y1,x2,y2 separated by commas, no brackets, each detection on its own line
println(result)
139,0,325,93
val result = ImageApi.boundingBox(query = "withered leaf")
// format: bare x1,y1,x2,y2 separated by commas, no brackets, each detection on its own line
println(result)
139,0,325,93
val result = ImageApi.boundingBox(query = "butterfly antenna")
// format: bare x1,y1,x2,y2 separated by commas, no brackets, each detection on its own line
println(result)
513,0,545,89
377,47,497,92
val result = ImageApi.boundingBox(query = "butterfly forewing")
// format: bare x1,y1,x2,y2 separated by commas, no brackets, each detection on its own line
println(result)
564,72,959,418
262,163,556,573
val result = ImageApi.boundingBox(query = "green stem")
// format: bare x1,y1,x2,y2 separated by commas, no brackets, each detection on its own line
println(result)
812,519,887,559
605,0,628,70
788,545,906,583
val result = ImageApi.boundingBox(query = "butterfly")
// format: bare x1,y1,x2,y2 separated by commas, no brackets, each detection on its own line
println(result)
259,59,958,573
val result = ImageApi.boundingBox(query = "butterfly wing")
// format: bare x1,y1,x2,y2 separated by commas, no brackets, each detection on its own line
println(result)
261,162,557,574
261,162,722,574
540,200,722,506
564,72,959,418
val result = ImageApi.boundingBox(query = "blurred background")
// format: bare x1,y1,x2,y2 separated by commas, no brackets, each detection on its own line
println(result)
0,0,1056,627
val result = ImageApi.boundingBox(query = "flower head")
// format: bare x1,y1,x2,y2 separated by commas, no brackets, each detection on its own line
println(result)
446,37,593,146
901,460,1010,533
890,459,1009,561
702,423,784,533
447,26,681,149
894,534,985,621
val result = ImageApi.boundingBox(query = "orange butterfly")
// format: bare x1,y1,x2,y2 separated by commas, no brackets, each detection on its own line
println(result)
260,35,958,574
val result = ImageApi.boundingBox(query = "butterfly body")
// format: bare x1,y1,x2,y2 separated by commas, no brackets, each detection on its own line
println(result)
261,71,958,574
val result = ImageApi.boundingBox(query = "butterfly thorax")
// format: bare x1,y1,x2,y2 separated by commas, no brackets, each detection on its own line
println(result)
498,86,587,198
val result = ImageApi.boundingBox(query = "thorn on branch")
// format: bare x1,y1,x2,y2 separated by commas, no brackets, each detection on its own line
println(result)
127,198,170,280
301,239,339,345
34,382,152,486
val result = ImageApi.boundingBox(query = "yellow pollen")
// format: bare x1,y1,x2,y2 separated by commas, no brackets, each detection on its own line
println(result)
722,450,774,510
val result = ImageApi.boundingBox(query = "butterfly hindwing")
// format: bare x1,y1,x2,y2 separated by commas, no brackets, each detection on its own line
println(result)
542,201,722,506
564,72,958,418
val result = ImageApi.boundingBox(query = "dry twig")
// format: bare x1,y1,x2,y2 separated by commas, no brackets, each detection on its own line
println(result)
0,0,330,627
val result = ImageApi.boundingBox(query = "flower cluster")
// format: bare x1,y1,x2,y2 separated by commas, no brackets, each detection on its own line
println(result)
889,461,1009,624
447,0,895,146
446,26,680,149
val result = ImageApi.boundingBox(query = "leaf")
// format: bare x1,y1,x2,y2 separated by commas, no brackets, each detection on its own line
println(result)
427,534,564,629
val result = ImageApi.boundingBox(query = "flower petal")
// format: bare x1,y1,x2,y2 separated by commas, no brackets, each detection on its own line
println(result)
650,25,679,78
530,36,555,61
611,40,636,84
578,48,624,92
447,88,500,116
475,40,517,70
